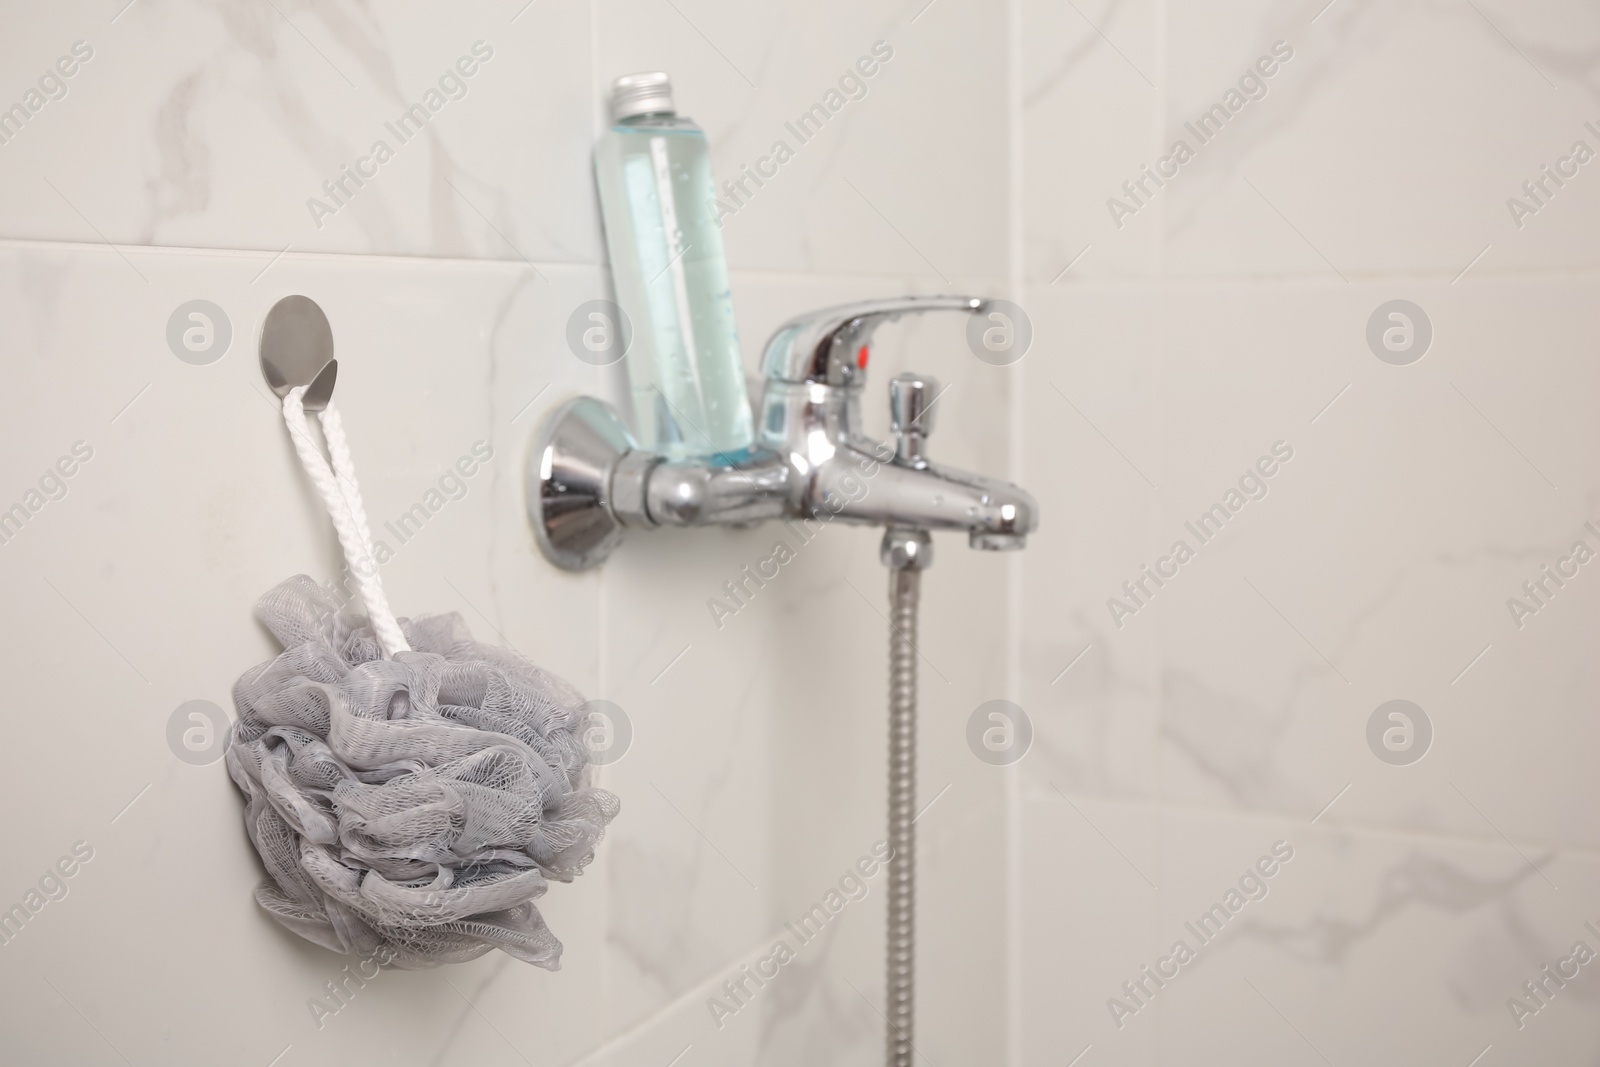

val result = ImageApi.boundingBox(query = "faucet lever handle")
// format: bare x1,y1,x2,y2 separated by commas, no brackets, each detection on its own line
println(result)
761,295,984,387
890,373,939,466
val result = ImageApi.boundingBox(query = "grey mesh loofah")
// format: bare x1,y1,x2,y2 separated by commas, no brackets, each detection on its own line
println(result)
226,574,618,970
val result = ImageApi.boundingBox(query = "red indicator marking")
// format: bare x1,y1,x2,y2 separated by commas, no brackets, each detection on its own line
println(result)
857,345,869,369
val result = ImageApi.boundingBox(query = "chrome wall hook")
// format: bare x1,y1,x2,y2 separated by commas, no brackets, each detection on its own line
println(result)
260,295,338,412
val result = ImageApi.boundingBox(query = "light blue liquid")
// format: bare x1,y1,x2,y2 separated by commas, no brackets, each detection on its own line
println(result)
594,112,754,460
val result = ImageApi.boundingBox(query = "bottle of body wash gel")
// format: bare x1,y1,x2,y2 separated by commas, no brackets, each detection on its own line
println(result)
594,72,754,460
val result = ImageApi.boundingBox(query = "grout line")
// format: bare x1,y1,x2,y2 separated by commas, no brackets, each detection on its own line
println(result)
0,235,1596,288
250,243,293,285
1048,381,1159,489
1024,781,1592,857
1051,782,1159,890
1061,0,1155,87
42,178,149,282
1241,176,1348,283
1005,1,1029,1063
588,0,610,1037
562,929,797,1065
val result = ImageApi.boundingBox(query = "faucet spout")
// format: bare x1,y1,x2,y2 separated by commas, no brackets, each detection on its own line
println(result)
608,439,1035,550
814,444,1036,548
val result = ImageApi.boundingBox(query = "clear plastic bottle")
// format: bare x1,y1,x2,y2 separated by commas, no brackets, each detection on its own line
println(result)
594,72,754,461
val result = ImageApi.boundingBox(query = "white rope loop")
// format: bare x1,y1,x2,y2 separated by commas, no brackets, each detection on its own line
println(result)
281,386,410,658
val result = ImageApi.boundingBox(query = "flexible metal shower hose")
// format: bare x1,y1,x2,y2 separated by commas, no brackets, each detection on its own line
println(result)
885,565,919,1067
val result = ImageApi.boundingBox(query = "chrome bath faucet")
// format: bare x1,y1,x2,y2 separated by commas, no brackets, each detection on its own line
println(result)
528,295,1038,571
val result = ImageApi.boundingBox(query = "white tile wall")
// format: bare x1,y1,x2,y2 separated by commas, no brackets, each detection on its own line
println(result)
0,2,1011,1065
1019,1,1600,1065
0,0,1596,1064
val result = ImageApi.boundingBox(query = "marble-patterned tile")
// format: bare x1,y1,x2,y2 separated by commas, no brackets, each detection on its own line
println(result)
1161,0,1600,279
909,792,1009,1066
0,242,611,1065
1020,792,1158,1067
598,0,1010,280
0,0,599,262
572,798,1007,1067
1017,281,1163,802
1022,0,1163,283
1150,276,1600,848
5,0,1597,1064
1022,798,1600,1066
1,0,1013,278
1144,808,1600,1066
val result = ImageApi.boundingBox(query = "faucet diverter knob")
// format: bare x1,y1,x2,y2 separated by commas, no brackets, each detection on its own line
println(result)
889,373,938,468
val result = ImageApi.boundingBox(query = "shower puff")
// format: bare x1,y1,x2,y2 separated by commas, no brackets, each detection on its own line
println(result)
226,574,618,970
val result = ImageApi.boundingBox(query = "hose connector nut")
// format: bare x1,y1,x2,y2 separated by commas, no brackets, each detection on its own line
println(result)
881,526,933,571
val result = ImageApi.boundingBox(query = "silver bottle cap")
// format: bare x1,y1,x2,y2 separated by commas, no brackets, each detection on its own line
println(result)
610,72,674,122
